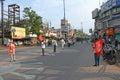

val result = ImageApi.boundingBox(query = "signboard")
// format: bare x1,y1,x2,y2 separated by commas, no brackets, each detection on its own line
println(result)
11,26,26,39
92,8,98,19
89,29,92,33
101,0,119,13
61,19,69,33
106,27,115,36
112,0,116,7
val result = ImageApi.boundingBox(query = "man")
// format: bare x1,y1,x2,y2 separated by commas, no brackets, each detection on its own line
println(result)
8,40,16,62
93,38,103,66
52,38,57,52
41,40,45,56
61,38,65,49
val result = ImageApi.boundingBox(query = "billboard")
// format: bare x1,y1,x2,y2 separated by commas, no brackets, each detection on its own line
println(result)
101,0,120,13
92,8,99,19
106,27,115,36
11,26,26,39
61,19,69,33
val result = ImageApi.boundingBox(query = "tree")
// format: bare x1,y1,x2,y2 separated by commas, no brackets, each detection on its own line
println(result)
23,7,42,35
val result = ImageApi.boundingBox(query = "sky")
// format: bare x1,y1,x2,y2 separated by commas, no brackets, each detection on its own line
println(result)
1,0,106,34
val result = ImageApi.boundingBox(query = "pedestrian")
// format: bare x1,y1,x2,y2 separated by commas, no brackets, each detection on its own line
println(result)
93,38,103,66
41,40,45,56
115,38,119,49
61,38,65,49
8,40,16,62
67,38,71,47
52,38,57,52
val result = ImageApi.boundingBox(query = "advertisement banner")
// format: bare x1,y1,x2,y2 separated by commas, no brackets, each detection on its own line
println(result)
11,26,26,39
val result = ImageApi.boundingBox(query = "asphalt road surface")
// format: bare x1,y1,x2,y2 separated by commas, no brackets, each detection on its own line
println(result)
0,42,120,80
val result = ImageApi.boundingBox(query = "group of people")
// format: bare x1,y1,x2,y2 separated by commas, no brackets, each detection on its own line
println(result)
41,37,77,55
41,38,66,56
7,38,66,61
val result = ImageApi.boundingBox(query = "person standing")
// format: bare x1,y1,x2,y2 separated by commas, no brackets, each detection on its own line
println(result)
67,38,71,47
61,38,65,49
52,38,57,52
41,40,45,56
93,38,103,66
8,40,16,62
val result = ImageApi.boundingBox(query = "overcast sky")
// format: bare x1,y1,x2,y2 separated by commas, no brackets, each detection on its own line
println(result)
2,0,106,34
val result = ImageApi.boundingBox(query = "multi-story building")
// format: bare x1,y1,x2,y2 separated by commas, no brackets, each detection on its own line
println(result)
92,0,120,40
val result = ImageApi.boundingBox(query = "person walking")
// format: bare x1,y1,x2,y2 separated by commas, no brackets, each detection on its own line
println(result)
61,38,65,49
41,40,45,56
52,38,57,52
8,40,16,62
67,38,71,47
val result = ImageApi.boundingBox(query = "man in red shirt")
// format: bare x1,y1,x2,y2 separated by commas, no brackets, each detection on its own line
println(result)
8,40,16,62
93,38,103,66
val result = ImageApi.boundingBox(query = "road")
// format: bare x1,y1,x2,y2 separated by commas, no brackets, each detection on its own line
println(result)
0,42,120,80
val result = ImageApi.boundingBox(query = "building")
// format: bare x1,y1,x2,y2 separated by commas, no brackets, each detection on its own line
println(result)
92,0,120,40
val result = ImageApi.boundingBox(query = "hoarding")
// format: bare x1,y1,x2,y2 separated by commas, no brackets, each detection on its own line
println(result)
106,27,115,36
101,0,120,13
11,26,26,39
92,8,99,19
61,19,69,33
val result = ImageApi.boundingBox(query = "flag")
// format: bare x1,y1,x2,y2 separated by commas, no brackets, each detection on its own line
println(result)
94,38,103,56
39,34,43,41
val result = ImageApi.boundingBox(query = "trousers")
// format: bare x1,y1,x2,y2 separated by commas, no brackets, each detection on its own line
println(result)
94,53,100,66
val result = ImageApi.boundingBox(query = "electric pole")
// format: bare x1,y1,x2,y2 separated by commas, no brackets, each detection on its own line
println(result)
0,0,5,45
63,0,66,21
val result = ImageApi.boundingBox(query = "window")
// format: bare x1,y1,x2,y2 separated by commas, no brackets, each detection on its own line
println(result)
112,8,117,14
117,7,120,12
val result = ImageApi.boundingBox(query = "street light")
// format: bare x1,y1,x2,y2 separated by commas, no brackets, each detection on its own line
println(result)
0,0,5,45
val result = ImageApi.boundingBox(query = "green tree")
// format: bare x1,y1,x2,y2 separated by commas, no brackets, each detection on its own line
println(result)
23,7,42,35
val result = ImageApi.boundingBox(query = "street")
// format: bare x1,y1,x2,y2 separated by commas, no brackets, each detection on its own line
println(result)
0,42,120,80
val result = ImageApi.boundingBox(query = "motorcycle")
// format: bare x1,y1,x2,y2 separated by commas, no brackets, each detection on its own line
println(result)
102,44,117,65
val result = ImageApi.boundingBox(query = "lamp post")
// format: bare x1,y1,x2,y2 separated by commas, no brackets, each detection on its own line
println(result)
0,0,5,45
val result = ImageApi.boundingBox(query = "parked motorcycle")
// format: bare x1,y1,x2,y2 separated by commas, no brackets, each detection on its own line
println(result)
102,44,117,65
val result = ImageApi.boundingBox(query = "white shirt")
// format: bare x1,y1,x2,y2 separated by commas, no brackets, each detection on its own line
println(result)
41,42,45,48
52,40,57,46
61,39,65,45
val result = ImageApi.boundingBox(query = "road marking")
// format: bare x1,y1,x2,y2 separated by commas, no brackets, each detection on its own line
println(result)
0,61,44,80
0,63,21,75
20,67,44,71
30,62,43,65
41,53,55,56
10,72,35,80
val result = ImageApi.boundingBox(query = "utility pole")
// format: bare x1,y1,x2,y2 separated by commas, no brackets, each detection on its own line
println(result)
0,0,5,45
63,0,66,21
63,0,67,39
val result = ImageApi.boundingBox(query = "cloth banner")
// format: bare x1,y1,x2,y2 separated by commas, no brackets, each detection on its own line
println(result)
94,38,103,56
39,34,43,41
